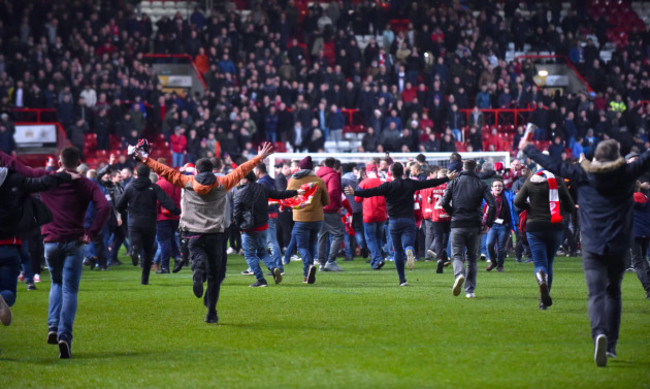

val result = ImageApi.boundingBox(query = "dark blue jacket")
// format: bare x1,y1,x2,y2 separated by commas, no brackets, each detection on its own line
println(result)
525,145,650,255
257,174,279,216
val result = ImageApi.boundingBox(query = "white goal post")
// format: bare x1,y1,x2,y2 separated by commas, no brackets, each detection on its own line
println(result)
266,152,511,177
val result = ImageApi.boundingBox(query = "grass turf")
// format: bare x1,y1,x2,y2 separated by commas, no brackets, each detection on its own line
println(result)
2,254,649,388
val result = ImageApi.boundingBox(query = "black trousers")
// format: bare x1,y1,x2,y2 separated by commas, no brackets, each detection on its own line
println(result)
278,210,293,249
188,232,225,318
129,226,156,284
110,223,127,263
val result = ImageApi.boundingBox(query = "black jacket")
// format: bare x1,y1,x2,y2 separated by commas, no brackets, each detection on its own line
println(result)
525,144,650,255
354,177,449,219
441,170,497,228
0,167,71,239
233,181,297,231
116,177,180,229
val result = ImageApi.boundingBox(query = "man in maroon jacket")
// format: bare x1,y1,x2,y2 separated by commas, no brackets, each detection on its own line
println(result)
0,147,110,359
316,158,352,271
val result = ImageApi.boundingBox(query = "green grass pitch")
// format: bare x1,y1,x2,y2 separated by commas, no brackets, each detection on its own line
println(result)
2,254,649,388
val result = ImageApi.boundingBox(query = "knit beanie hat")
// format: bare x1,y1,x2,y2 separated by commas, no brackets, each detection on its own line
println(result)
299,156,313,170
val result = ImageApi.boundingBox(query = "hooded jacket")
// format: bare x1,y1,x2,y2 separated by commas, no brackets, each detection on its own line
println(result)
143,154,264,233
317,166,343,213
116,176,180,229
524,144,650,255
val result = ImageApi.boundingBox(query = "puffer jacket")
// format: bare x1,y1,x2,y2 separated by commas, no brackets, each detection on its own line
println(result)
287,169,329,222
143,155,264,234
233,181,297,231
317,166,342,213
441,170,496,228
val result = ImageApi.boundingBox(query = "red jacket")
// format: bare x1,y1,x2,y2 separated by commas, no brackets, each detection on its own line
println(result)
355,175,387,223
420,182,450,221
317,166,343,213
156,176,182,221
170,133,187,153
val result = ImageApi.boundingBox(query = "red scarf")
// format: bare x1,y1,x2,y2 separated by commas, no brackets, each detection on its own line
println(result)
536,170,562,223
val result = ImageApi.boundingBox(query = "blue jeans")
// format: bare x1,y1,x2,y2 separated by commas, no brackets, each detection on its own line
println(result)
267,218,283,272
388,217,416,283
486,223,510,267
527,230,564,289
19,242,34,283
157,220,180,270
293,221,322,277
364,221,385,268
242,230,277,281
266,131,277,143
0,246,21,306
45,241,85,344
283,233,297,265
172,152,185,168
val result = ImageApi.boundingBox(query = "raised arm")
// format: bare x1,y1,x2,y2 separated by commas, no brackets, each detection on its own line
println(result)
268,188,298,200
218,142,273,191
414,177,449,190
0,151,48,178
143,158,191,189
21,171,73,193
350,181,392,198
625,149,650,180
522,144,585,182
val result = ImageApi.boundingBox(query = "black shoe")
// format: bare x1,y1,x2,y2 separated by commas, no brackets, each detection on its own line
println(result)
58,339,71,359
156,268,170,274
272,268,283,284
172,258,186,273
130,250,140,266
436,261,444,274
88,256,97,270
375,261,385,270
27,282,37,290
486,261,497,271
47,329,58,345
307,265,316,284
193,269,204,298
249,279,268,287
205,312,219,324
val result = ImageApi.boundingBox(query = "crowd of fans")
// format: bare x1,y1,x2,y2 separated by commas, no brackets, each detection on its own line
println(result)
1,0,650,163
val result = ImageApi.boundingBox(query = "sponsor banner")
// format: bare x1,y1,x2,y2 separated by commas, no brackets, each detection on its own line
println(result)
14,124,58,145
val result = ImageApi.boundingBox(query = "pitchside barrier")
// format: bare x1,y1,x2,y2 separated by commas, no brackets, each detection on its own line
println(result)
267,152,511,177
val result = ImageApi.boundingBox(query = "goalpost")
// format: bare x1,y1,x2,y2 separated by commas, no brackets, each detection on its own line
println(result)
267,152,511,177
